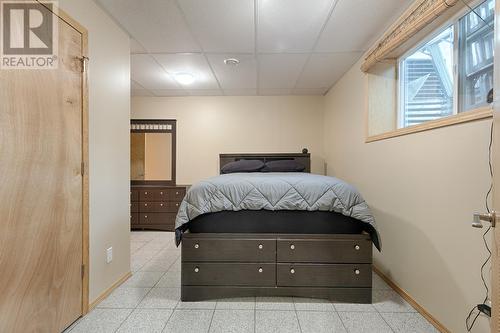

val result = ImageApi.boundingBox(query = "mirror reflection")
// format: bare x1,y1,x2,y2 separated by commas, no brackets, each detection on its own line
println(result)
131,132,172,181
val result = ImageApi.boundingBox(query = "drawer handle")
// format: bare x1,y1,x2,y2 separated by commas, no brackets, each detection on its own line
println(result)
176,191,179,195
160,203,164,207
144,191,148,195
290,244,295,250
194,267,199,273
144,203,148,207
194,243,199,249
290,268,295,274
354,269,360,275
175,203,179,207
144,215,148,218
160,191,163,195
354,245,360,251
258,267,263,273
258,244,263,250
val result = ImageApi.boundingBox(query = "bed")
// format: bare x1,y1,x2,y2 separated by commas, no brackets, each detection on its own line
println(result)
175,153,379,303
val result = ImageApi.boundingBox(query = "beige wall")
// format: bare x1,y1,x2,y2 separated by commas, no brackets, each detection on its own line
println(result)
59,0,131,303
324,59,491,332
132,96,325,184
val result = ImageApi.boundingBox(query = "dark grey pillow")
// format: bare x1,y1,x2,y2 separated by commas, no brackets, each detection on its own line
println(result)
262,160,305,172
221,159,265,174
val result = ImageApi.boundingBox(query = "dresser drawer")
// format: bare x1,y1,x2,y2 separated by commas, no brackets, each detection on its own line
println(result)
130,190,139,201
155,201,180,212
139,202,155,212
139,212,176,225
182,238,276,262
277,238,371,263
130,213,139,225
182,263,275,286
168,188,186,202
153,189,169,201
139,189,155,201
277,263,371,288
131,202,139,213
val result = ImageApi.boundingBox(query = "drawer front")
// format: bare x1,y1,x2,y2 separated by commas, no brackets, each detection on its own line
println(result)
139,189,155,201
131,202,139,213
139,202,155,212
182,263,275,286
153,189,169,202
139,212,176,226
168,188,186,202
277,263,371,287
182,238,276,262
155,201,180,213
130,213,139,226
130,190,139,201
277,238,371,263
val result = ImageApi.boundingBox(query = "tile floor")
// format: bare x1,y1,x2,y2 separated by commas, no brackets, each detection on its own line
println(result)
66,231,438,333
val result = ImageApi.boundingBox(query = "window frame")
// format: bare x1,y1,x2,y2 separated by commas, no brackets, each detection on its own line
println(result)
395,0,493,130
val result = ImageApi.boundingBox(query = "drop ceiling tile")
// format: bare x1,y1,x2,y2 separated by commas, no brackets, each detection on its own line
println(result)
131,54,180,90
224,89,257,96
296,52,362,89
259,88,292,95
207,54,257,89
178,0,254,53
132,89,155,97
96,0,200,52
187,89,223,96
152,89,189,96
258,54,308,89
292,87,328,95
130,39,146,54
257,0,334,52
153,53,219,90
315,0,413,52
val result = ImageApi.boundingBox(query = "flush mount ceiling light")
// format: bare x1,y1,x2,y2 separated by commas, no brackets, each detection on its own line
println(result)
223,58,240,66
174,72,195,85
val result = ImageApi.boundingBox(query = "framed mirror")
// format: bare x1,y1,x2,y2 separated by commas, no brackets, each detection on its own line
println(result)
130,119,176,185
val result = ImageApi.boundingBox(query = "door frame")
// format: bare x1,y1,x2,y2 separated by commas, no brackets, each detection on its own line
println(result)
37,1,90,315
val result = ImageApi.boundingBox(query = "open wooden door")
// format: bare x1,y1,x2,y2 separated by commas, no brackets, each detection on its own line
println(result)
493,2,500,331
0,3,88,332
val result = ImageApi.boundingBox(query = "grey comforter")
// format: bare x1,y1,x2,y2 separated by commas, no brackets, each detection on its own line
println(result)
175,173,379,249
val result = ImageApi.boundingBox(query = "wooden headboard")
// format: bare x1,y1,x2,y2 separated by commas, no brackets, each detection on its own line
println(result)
219,153,311,174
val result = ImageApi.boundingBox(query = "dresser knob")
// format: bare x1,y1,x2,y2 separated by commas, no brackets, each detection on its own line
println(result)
175,203,179,207
194,243,199,249
160,203,163,207
258,244,263,249
258,267,263,273
144,203,148,207
290,268,295,274
290,244,295,250
144,191,148,195
160,191,163,195
176,191,179,195
354,245,360,251
194,267,199,273
144,215,148,218
354,269,360,275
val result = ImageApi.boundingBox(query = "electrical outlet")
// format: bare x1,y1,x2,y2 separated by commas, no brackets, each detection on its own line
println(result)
106,247,113,264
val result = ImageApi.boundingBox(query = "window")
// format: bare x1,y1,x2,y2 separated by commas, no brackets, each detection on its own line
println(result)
399,0,494,128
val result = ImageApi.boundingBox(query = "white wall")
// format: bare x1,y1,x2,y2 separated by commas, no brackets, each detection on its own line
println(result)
132,96,325,184
59,0,131,303
324,59,491,333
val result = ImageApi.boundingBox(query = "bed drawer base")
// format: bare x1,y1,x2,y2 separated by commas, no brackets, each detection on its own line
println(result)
181,286,372,303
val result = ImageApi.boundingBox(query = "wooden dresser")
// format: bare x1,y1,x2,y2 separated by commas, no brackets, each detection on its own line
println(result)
131,185,186,231
181,233,372,303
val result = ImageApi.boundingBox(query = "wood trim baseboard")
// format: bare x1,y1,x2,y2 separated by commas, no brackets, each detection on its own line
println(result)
366,107,493,143
88,272,132,311
373,266,451,333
